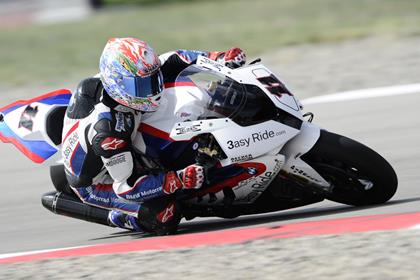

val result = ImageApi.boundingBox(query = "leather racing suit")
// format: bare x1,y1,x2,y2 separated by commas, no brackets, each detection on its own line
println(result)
61,50,229,231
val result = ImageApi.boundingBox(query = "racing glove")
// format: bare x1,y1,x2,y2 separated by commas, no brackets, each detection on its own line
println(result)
163,164,205,194
209,47,247,69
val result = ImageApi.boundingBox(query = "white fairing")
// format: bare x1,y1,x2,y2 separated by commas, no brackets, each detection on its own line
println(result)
233,154,285,204
140,85,209,133
2,102,64,164
196,56,303,119
171,118,299,166
142,56,330,204
1,57,330,206
281,122,330,187
5,102,55,144
189,154,286,205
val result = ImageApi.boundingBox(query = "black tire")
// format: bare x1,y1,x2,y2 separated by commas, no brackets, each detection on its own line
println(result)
50,164,73,195
301,130,398,206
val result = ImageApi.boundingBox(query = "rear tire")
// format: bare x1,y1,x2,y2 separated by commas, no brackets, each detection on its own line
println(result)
50,164,73,195
302,130,398,206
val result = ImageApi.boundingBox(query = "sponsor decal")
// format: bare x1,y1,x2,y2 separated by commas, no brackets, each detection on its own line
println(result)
176,111,192,119
236,159,283,202
180,112,191,118
140,186,162,197
157,203,175,223
247,167,257,175
105,154,126,167
18,105,38,131
62,132,80,169
227,138,250,149
125,193,141,200
250,171,276,190
231,154,253,163
86,186,110,203
63,134,79,158
88,193,110,204
290,165,322,183
200,56,224,71
166,180,179,194
163,171,182,194
115,112,125,132
175,124,201,135
257,74,293,97
125,186,163,200
101,137,127,151
250,159,283,190
226,129,286,149
234,177,256,191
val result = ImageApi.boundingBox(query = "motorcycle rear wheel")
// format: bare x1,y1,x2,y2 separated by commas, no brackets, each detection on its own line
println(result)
302,130,398,206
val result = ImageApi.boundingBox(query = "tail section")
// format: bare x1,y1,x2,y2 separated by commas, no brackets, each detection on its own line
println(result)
0,89,72,164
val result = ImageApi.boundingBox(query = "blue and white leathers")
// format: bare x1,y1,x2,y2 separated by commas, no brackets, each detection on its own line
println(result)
61,50,215,216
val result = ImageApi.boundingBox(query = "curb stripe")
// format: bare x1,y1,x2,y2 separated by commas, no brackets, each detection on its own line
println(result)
2,211,420,264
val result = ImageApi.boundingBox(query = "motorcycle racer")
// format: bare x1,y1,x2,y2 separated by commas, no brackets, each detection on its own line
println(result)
61,37,246,234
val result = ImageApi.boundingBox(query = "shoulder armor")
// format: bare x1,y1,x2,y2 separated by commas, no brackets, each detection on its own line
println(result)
67,78,103,119
91,118,132,158
77,77,102,100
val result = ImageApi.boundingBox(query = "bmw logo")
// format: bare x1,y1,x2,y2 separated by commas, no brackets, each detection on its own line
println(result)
247,167,257,175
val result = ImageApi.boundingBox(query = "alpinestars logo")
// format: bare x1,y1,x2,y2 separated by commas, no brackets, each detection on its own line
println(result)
167,180,179,194
163,172,181,194
157,203,175,223
101,137,127,150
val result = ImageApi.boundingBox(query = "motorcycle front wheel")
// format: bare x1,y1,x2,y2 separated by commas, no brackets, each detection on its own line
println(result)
302,130,398,206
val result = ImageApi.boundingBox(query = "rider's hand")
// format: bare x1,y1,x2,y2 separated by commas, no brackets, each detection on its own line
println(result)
220,47,246,69
163,164,205,194
177,164,205,189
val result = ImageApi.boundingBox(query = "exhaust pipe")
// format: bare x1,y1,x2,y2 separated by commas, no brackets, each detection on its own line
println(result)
41,191,110,226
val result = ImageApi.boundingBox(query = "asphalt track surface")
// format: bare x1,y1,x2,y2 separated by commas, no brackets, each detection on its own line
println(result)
0,84,419,257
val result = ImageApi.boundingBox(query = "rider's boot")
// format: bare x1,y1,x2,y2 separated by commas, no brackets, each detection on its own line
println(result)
108,210,143,232
138,197,181,236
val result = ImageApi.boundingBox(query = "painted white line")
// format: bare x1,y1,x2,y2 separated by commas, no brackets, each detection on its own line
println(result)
0,245,88,260
302,83,420,105
409,224,420,230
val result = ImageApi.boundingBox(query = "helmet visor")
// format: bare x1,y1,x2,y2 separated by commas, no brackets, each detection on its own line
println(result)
121,71,164,98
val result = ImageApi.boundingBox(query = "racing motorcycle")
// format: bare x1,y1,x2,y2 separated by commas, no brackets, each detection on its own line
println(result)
0,56,398,231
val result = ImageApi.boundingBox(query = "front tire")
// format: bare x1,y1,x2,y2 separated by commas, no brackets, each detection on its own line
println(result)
302,130,398,206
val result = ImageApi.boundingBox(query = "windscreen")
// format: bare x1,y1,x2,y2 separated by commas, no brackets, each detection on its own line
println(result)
175,65,277,126
175,65,246,120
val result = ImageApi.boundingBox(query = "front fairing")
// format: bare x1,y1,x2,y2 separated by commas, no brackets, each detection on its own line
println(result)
167,63,302,166
195,56,304,120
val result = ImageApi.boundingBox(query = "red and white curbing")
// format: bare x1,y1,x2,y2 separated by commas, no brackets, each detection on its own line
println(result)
1,212,420,264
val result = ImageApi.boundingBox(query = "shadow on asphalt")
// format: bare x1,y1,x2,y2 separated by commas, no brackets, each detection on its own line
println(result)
89,197,420,241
